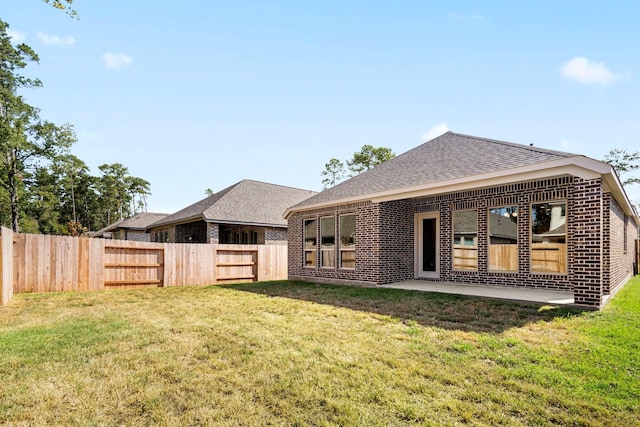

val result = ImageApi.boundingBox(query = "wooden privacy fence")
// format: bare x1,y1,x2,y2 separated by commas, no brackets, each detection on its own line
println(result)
0,227,287,305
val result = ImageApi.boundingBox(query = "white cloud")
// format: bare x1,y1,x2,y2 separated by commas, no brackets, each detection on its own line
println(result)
7,29,26,43
560,57,618,85
37,32,76,47
420,122,449,141
449,12,485,21
102,53,133,70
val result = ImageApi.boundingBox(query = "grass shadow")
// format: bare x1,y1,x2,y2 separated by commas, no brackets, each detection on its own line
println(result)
220,280,585,333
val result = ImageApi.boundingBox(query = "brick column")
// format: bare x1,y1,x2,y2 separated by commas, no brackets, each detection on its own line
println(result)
571,178,603,307
208,223,219,244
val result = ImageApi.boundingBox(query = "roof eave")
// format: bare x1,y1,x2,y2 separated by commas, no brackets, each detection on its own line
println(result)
206,219,287,228
285,156,639,222
145,214,206,231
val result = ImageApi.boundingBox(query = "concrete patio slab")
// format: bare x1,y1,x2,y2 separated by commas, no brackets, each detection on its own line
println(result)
381,280,575,305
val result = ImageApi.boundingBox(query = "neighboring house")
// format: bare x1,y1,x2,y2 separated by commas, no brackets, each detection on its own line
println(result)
147,179,317,244
90,212,169,242
285,132,639,308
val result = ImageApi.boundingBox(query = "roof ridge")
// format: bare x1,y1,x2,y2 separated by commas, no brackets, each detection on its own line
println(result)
447,131,576,158
238,178,317,193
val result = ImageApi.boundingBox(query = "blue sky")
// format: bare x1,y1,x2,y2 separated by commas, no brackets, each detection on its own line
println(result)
3,1,639,213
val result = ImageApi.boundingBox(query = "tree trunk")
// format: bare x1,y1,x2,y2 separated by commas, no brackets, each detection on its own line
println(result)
9,174,19,232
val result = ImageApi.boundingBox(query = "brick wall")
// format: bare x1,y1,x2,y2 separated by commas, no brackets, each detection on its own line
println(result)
288,202,379,286
414,176,574,291
288,176,624,307
379,199,414,283
570,178,603,306
208,223,219,244
264,227,287,244
123,230,150,242
607,196,637,294
629,215,639,275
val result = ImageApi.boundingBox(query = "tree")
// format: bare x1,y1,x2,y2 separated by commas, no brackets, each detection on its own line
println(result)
0,20,76,231
95,163,150,226
347,145,395,176
204,188,214,196
603,149,640,186
320,145,395,189
321,158,345,190
50,154,98,232
41,0,78,18
128,176,151,214
23,165,66,234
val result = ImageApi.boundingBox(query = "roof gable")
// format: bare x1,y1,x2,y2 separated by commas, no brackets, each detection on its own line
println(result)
149,180,317,228
289,132,579,211
90,212,169,237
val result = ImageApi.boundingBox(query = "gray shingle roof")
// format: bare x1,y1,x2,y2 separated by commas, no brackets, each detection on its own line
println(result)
290,131,577,211
149,180,317,229
90,212,169,237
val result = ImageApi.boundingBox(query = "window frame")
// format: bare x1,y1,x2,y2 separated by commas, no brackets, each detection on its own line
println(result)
339,213,356,270
530,200,568,275
487,205,519,273
303,218,317,268
320,215,336,269
451,209,478,272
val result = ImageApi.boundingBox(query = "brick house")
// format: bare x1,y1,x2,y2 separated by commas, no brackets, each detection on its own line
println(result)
285,132,639,308
91,212,169,242
147,180,317,244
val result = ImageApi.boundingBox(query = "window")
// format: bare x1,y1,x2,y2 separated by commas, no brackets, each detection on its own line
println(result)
489,206,518,272
531,202,567,273
339,214,356,269
304,219,317,267
452,210,477,270
154,231,169,243
320,216,335,268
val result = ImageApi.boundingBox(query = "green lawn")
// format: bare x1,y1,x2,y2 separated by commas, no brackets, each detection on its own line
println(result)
1,278,639,426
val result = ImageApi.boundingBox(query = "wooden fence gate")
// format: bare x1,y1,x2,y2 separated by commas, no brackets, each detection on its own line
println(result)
104,244,164,289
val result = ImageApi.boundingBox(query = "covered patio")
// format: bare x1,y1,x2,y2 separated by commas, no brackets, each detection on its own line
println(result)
381,280,575,306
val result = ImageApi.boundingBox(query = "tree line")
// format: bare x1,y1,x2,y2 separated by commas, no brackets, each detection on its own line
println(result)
0,18,149,234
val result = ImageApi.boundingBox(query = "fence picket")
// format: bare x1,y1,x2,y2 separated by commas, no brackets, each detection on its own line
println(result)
2,230,286,299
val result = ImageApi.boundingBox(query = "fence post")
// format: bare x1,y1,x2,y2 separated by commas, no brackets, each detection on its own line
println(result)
0,227,14,306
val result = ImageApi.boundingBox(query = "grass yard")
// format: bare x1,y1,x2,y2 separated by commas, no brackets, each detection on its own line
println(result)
1,278,639,426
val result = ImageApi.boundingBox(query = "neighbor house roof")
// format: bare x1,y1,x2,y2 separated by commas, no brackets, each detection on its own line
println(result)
90,212,169,238
285,131,638,222
148,179,317,229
